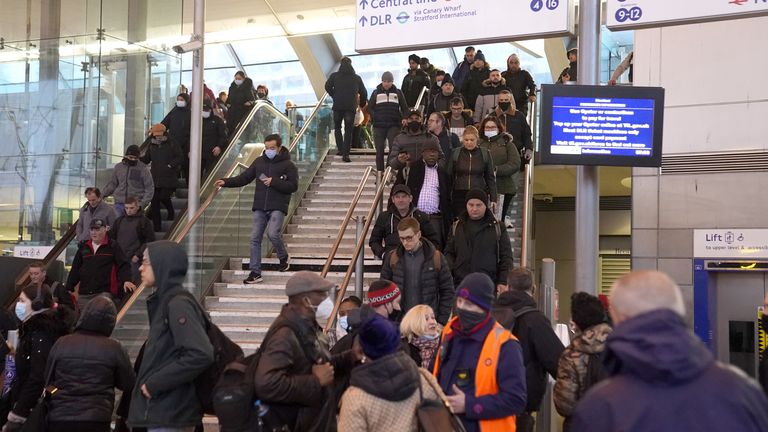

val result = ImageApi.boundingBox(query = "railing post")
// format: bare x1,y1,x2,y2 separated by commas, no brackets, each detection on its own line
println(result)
537,258,556,432
355,216,365,299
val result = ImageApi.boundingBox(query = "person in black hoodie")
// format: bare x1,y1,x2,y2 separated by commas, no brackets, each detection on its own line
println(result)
368,71,409,172
110,197,155,284
2,285,73,432
46,295,135,432
216,134,298,283
324,57,367,162
401,54,431,109
494,267,565,432
161,93,192,179
127,241,214,431
201,102,228,180
460,50,490,112
141,123,184,232
225,71,256,133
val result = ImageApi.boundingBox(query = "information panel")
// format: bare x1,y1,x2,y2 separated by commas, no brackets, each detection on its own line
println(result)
355,0,573,53
607,0,768,31
539,84,665,167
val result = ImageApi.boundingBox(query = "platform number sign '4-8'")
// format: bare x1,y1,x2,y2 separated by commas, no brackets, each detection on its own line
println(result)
531,0,560,12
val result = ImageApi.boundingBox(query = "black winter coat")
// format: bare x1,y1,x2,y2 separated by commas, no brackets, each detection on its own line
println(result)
110,210,156,259
491,109,534,152
226,77,256,129
368,84,409,129
445,209,513,285
395,161,452,235
46,295,135,423
380,240,454,325
460,66,490,111
140,135,184,188
65,237,132,297
325,63,368,112
446,146,498,203
494,290,565,412
220,147,298,214
401,68,431,108
8,307,73,418
501,69,536,112
202,114,228,160
427,92,465,117
369,205,440,259
161,105,191,152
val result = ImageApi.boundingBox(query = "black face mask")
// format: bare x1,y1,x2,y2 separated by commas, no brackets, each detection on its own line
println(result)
499,102,512,112
408,121,421,132
388,309,404,323
456,308,487,331
123,158,138,166
257,92,266,98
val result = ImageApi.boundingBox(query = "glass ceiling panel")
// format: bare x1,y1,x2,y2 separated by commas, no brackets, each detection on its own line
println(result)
231,37,299,65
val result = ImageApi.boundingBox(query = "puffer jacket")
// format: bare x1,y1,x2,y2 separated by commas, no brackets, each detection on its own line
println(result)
446,146,498,202
220,146,298,214
75,200,118,242
473,78,509,122
479,133,521,195
553,323,612,430
201,113,228,160
139,134,184,188
338,352,441,432
128,241,214,429
387,127,442,170
226,77,256,129
46,295,135,423
102,159,154,206
380,239,454,325
161,96,191,152
460,66,490,111
368,84,409,129
444,209,512,285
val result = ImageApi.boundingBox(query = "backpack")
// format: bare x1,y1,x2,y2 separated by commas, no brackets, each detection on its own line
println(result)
451,218,502,262
162,291,244,415
580,351,609,398
510,306,537,334
387,247,442,272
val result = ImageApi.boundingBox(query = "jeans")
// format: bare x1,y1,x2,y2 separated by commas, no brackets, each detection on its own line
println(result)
250,210,288,274
114,202,126,217
373,126,401,171
333,109,356,157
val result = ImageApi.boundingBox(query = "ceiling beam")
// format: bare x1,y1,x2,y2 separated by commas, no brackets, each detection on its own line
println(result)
288,33,342,99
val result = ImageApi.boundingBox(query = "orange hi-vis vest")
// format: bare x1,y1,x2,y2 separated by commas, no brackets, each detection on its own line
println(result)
432,316,518,432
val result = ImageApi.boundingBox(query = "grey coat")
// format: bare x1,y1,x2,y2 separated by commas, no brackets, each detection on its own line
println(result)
102,160,155,207
75,201,118,242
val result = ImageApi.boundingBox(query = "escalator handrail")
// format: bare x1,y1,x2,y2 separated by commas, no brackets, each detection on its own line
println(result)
288,93,330,153
520,96,538,268
414,85,430,112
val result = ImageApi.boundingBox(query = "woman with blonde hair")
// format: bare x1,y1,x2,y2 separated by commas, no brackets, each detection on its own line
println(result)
446,125,497,217
400,305,442,367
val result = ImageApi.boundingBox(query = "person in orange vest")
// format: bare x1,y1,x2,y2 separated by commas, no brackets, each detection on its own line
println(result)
433,272,527,432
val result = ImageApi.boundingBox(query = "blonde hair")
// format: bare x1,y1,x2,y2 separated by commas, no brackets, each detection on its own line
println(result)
463,125,479,139
400,305,435,340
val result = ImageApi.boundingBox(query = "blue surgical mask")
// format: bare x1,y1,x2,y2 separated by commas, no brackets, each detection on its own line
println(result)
234,79,244,86
264,149,277,159
485,130,498,139
338,315,349,332
15,302,28,321
420,333,440,341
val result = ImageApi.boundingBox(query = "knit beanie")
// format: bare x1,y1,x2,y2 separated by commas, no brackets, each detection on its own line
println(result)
367,279,400,307
475,50,486,62
359,314,402,360
465,189,488,206
408,54,421,64
441,73,454,87
125,145,141,157
382,71,394,82
456,273,495,311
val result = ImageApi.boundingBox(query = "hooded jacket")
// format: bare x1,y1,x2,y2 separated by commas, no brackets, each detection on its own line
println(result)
368,83,409,129
226,77,256,129
369,203,440,259
325,63,368,112
444,208,512,285
161,94,192,152
128,241,214,429
460,66,490,111
201,113,228,159
474,77,509,122
479,132,521,195
46,295,135,423
387,127,443,170
8,306,73,418
494,289,564,413
451,57,472,90
140,134,184,189
220,146,298,214
102,159,154,207
501,65,536,114
110,209,156,259
401,68,431,108
338,352,442,432
75,200,118,242
571,309,768,432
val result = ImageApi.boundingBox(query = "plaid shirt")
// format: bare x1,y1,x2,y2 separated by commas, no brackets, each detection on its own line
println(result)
417,163,441,215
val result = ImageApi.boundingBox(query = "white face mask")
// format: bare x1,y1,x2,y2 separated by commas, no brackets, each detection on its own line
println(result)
436,80,443,87
315,297,334,321
176,100,187,108
485,130,498,138
337,315,349,338
202,111,211,118
234,79,244,86
15,302,28,321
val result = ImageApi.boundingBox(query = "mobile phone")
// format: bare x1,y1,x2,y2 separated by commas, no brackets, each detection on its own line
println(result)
6,330,18,350
259,174,268,181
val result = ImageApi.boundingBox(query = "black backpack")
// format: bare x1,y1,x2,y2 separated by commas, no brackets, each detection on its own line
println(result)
580,351,609,398
162,291,244,415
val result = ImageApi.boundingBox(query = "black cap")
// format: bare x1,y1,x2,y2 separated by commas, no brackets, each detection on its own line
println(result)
407,109,422,119
125,145,140,157
89,219,107,229
391,184,412,196
465,189,488,206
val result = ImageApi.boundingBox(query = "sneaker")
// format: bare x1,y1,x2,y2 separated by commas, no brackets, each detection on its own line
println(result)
243,272,263,284
278,257,291,272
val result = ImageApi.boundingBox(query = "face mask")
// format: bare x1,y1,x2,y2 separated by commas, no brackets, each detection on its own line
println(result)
436,80,443,87
419,333,440,341
338,315,350,332
15,302,28,321
153,135,167,142
176,100,187,108
388,308,404,323
264,149,277,159
408,121,421,132
485,130,498,138
123,158,138,166
456,308,487,331
234,79,244,86
499,102,512,111
315,297,334,321
257,92,266,98
202,111,211,119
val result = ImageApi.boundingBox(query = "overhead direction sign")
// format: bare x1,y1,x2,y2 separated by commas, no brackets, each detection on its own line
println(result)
355,0,573,54
607,0,768,30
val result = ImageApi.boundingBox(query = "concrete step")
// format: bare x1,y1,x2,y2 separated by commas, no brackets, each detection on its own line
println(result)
285,224,359,234
205,296,286,312
295,207,370,216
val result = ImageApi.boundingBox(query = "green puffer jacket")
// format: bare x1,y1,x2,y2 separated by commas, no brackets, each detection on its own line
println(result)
479,133,521,195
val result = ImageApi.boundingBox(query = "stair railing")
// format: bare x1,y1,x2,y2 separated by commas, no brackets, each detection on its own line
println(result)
520,95,539,268
320,166,374,278
288,93,330,152
323,167,393,333
414,86,430,115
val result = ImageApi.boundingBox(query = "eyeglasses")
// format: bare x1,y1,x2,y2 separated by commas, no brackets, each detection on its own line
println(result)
399,235,417,242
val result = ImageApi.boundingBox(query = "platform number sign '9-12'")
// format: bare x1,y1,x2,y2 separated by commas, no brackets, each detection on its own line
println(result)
607,0,768,31
530,0,560,12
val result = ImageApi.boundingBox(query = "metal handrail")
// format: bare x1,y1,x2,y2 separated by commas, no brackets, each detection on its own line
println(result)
324,167,393,333
414,86,430,112
115,160,253,324
320,166,374,278
288,93,330,153
520,98,538,268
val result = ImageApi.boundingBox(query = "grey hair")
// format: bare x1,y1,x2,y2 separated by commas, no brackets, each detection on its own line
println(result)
610,270,686,318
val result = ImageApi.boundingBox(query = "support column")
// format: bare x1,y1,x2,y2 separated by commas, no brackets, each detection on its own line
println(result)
187,0,204,219
575,0,601,295
124,0,149,150
288,34,342,99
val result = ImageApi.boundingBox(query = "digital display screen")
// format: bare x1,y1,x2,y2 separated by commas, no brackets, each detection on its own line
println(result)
539,85,665,167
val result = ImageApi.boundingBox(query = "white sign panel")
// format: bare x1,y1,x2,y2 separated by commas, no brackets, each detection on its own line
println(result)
13,246,54,260
607,0,768,31
693,229,768,259
355,0,573,53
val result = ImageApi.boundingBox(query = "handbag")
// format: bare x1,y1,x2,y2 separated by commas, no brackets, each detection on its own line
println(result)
415,369,466,432
21,359,58,432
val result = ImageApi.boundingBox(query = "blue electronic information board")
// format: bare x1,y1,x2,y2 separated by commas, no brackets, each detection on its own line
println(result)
539,85,665,167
